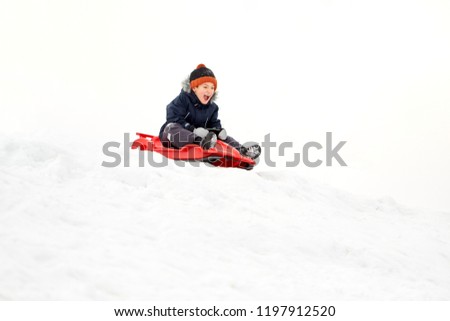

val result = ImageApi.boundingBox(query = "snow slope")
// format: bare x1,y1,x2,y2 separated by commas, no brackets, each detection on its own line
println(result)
1,135,449,300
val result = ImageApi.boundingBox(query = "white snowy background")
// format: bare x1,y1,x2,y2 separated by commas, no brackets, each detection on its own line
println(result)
1,0,449,300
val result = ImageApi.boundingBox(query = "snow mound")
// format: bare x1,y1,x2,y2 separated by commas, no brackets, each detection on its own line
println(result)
0,137,449,300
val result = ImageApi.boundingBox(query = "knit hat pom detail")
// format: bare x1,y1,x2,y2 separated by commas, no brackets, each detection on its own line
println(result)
197,64,206,69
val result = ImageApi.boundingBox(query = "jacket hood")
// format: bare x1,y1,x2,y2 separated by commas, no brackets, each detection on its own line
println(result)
181,76,218,102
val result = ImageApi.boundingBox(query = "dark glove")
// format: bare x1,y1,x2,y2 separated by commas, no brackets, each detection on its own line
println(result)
207,128,227,140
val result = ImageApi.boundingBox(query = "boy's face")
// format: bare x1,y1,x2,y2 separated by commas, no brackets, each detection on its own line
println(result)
192,82,215,105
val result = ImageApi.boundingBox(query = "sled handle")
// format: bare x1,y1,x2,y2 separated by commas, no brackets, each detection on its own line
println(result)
136,132,155,140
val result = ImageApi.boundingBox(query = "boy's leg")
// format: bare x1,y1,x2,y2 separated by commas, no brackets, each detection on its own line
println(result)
160,123,196,148
222,136,242,149
222,135,261,160
161,123,218,150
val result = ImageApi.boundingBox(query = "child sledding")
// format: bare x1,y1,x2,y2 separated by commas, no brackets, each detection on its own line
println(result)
132,64,261,170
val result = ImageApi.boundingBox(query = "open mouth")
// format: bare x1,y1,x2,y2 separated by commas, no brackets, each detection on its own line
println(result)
203,95,210,102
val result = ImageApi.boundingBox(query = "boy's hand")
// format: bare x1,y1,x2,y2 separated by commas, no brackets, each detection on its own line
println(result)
217,128,227,140
207,128,227,140
193,127,209,138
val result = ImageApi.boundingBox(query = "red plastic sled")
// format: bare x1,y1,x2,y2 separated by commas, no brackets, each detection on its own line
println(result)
131,132,256,170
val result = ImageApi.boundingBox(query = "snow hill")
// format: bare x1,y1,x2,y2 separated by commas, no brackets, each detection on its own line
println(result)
0,135,449,300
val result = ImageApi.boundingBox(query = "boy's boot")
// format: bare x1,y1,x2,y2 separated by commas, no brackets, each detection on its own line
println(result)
194,132,217,150
238,144,261,160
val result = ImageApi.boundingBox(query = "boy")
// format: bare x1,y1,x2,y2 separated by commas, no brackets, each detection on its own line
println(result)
159,64,261,159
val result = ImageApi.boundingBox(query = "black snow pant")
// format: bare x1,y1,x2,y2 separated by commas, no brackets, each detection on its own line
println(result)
160,123,241,149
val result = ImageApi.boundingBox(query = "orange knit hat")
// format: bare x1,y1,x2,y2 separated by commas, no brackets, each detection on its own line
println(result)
189,64,217,90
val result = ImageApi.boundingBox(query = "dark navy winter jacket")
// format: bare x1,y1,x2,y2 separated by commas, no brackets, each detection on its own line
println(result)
159,89,222,137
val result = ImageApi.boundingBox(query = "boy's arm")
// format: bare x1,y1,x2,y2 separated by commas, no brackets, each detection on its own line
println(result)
166,95,195,131
207,105,222,129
